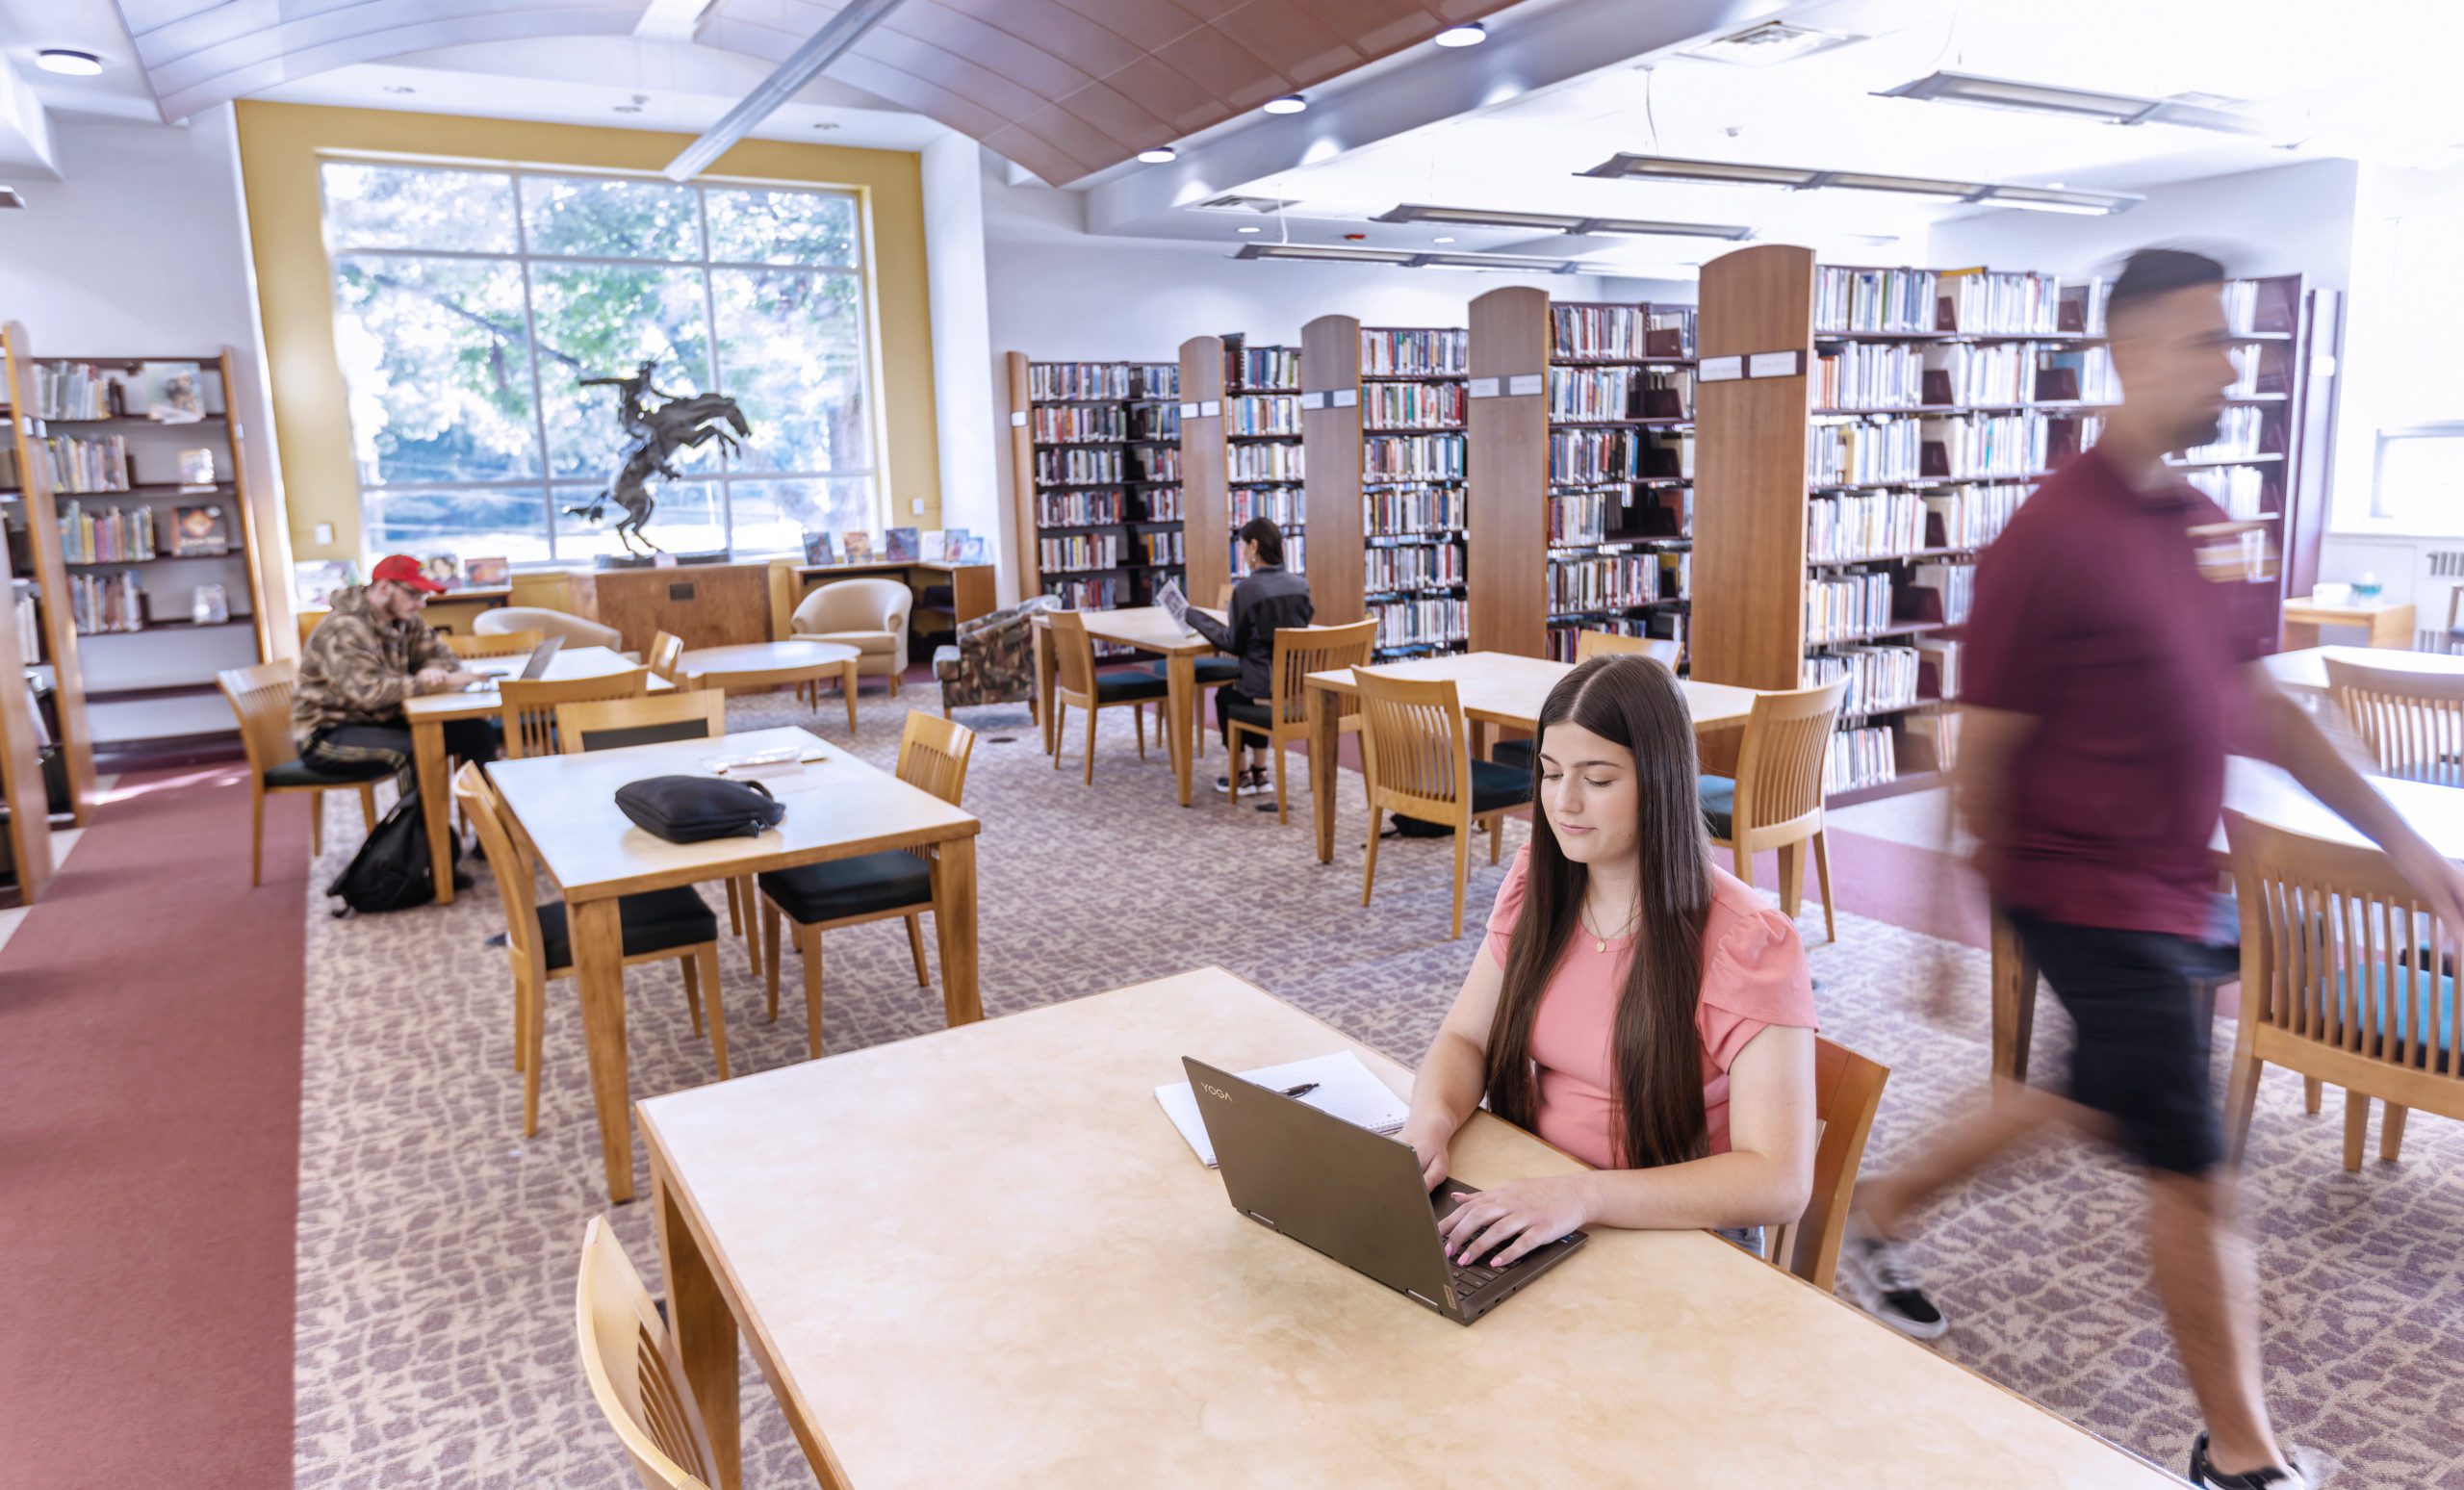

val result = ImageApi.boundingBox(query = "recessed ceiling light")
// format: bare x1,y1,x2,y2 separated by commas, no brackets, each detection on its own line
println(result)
1263,94,1307,116
1433,22,1486,47
1138,146,1178,164
1432,235,1455,244
1236,225,1261,234
36,50,103,76
381,85,416,95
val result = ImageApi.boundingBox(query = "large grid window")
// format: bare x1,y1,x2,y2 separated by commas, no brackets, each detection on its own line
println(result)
321,161,881,565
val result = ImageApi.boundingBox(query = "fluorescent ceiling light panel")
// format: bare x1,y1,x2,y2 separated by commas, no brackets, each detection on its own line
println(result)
1878,70,2267,138
1578,154,2139,214
1681,20,1863,67
1373,202,1754,241
1234,244,1577,272
1578,154,1820,187
1824,171,1984,200
1237,244,1421,265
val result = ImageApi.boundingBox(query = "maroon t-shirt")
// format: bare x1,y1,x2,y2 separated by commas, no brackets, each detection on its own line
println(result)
1962,447,2270,938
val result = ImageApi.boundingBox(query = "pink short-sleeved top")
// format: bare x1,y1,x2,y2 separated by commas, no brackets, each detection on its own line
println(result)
1482,845,1817,1168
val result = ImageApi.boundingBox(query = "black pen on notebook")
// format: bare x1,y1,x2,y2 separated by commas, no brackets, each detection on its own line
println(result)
1277,1082,1319,1099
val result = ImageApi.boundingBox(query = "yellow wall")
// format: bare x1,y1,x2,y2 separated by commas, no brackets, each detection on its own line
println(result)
232,101,940,563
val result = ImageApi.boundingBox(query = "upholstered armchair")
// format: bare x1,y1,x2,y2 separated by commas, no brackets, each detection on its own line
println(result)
475,605,625,653
790,578,912,695
933,595,1055,717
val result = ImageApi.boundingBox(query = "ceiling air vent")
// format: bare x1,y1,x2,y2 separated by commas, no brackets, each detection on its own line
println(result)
1681,21,1863,67
1194,193,1296,215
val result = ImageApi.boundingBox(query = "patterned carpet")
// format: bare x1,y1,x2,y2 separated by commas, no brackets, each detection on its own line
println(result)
294,686,2464,1488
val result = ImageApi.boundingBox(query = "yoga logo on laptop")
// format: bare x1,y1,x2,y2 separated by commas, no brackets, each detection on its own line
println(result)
1198,1082,1235,1102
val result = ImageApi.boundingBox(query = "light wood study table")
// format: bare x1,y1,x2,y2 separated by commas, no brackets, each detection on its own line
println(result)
640,966,2180,1490
2280,593,2416,651
1989,758,2464,1088
401,644,666,907
679,638,862,732
486,725,980,1201
1301,651,1761,864
1030,604,1228,809
2261,643,2464,702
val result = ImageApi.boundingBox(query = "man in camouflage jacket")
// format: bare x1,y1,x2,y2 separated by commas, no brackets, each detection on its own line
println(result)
293,554,492,781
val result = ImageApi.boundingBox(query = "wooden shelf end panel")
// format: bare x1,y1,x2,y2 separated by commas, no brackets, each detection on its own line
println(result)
1180,336,1231,607
1692,245,1816,692
1300,314,1365,626
1467,286,1551,658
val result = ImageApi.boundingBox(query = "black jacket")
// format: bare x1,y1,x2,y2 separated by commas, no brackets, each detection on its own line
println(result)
1188,564,1313,697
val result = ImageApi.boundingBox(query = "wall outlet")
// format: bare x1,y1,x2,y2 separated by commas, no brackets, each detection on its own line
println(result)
314,522,334,544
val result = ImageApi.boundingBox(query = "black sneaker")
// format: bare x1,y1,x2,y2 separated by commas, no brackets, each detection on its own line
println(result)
2190,1433,2336,1488
1838,1222,1948,1341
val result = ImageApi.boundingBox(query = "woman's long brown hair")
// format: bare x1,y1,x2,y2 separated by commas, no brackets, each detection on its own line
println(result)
1482,655,1713,1169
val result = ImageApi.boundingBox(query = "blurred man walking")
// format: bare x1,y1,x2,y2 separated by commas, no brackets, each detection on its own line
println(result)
1841,248,2464,1490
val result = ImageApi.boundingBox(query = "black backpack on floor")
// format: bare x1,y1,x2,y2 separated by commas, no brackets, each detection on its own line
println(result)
327,788,459,915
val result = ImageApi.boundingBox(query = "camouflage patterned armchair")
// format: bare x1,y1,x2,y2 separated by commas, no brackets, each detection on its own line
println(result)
934,595,1057,717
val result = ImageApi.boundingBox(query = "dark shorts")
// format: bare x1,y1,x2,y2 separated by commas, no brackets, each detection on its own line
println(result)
2006,910,2223,1176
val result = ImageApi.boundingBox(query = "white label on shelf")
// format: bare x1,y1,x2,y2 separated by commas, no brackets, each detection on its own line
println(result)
1698,355,1744,382
2313,352,2337,377
1332,388,1357,407
1009,410,1027,427
1298,391,1326,410
1467,376,1502,399
1507,372,1543,398
1200,399,1222,417
1178,401,1200,419
1748,350,1802,378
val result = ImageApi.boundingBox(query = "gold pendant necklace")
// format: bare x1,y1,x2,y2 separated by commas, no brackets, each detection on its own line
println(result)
1583,905,1634,954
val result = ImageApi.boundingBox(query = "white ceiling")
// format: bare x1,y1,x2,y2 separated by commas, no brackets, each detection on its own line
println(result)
1158,0,2464,275
7,0,2463,269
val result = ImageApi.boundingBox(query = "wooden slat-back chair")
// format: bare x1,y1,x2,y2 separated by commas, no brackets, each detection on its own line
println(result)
1574,630,1684,669
555,691,729,756
576,1218,722,1490
454,762,725,1137
550,689,761,987
217,660,384,885
1768,1037,1889,1291
1044,608,1168,784
759,712,978,1057
2223,810,2464,1171
1704,678,1849,943
1354,670,1529,939
2327,655,2464,786
1226,620,1376,822
447,629,543,659
646,630,684,685
500,669,651,759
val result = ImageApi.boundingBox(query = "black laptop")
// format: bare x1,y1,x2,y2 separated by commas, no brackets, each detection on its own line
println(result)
1182,1057,1586,1324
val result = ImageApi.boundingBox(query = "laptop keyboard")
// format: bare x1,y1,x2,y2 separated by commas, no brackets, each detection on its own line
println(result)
1450,1259,1503,1293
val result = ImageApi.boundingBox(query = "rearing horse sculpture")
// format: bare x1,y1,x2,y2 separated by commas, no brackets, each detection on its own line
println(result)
561,359,752,555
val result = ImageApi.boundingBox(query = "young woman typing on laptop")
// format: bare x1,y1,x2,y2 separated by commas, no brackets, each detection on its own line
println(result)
1396,655,1819,1268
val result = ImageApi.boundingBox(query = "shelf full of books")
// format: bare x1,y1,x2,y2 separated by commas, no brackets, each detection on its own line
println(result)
1299,317,1474,659
1003,353,1186,627
1214,333,1305,590
2,328,272,794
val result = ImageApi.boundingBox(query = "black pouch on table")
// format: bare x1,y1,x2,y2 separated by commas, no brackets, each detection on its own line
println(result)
614,775,786,842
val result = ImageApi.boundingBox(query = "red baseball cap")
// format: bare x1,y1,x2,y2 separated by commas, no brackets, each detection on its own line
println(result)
370,554,448,594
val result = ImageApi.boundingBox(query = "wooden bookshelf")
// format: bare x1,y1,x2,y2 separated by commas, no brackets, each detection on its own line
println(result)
1177,336,1230,606
1301,316,1470,658
2,333,272,779
1184,333,1303,607
2,322,94,818
1003,351,1185,622
0,535,53,902
1467,289,1698,660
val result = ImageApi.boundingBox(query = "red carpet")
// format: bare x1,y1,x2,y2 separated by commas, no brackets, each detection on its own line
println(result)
0,765,307,1490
